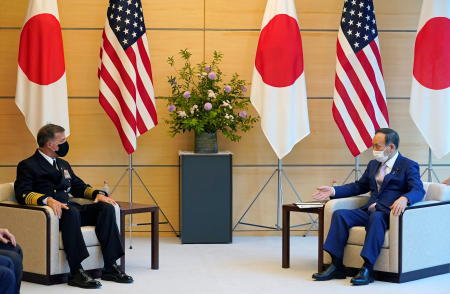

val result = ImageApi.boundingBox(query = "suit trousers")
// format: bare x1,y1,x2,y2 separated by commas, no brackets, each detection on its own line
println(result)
323,208,389,265
0,256,17,294
59,202,124,272
0,243,22,294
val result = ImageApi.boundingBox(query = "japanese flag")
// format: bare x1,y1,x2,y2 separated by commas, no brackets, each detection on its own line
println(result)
251,0,310,159
15,0,70,137
410,0,450,158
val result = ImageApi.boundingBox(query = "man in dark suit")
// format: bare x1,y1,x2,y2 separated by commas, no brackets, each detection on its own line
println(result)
14,124,133,289
312,128,425,285
0,228,22,294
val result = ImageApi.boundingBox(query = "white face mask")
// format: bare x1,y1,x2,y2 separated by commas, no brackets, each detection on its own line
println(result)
373,149,389,162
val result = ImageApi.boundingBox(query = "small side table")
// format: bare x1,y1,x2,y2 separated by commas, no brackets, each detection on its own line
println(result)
282,204,324,272
116,201,159,271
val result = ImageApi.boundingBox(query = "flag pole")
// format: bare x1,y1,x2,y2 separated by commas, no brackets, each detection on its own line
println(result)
420,148,440,182
128,154,133,249
276,159,283,230
233,157,316,232
342,156,362,184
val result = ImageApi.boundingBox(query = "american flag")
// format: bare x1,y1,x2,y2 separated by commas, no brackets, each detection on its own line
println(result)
99,0,158,154
332,0,389,157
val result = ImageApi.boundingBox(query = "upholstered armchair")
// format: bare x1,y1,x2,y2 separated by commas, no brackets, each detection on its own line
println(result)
0,182,121,285
323,182,450,283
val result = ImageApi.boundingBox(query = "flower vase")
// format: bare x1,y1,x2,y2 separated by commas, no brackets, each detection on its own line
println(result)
195,132,218,153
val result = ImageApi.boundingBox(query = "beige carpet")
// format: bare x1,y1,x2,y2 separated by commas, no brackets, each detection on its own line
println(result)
21,236,450,294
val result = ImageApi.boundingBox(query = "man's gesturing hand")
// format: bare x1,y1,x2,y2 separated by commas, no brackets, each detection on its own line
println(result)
95,194,117,206
47,197,69,218
312,186,334,201
0,228,16,246
390,196,408,216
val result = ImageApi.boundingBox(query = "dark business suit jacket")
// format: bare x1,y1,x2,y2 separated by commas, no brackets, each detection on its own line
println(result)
333,153,425,213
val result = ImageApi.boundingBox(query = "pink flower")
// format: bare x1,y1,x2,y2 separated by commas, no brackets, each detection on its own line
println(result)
208,72,217,80
241,86,248,92
168,105,176,112
239,111,247,118
224,85,232,93
183,91,191,99
204,103,213,111
205,66,211,73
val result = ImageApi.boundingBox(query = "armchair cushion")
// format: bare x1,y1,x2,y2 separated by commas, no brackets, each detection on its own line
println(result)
348,226,389,248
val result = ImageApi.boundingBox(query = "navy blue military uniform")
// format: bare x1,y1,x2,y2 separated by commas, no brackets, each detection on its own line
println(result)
14,150,124,272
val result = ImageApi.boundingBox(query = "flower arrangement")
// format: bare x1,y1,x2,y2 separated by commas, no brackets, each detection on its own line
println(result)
166,49,258,143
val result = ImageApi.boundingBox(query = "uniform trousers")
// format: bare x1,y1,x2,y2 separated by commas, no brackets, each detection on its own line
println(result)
59,202,124,272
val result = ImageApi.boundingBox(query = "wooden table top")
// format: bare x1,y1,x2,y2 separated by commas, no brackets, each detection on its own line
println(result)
283,203,324,213
116,201,158,213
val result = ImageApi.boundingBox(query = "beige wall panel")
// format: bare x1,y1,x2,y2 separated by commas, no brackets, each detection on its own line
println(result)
379,32,415,98
0,30,20,96
63,30,204,97
205,0,421,30
0,0,29,27
0,0,204,29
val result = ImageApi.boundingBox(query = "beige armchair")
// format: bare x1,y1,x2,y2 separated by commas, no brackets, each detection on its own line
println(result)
0,182,121,285
323,182,450,283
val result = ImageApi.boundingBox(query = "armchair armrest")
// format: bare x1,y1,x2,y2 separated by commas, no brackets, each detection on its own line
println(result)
0,202,57,276
397,201,450,273
324,196,369,238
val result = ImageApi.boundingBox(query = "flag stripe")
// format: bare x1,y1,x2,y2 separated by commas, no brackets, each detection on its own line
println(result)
335,60,376,138
99,0,157,154
332,103,361,156
357,48,389,122
99,92,135,153
338,38,385,130
137,37,154,82
334,75,373,147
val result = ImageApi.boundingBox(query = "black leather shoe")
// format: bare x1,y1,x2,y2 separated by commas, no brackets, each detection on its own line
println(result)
102,264,134,284
351,267,374,285
68,269,102,289
312,264,347,281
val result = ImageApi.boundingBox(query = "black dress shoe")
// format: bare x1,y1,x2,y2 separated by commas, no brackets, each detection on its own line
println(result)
351,267,374,286
312,264,347,281
68,269,102,289
102,264,134,284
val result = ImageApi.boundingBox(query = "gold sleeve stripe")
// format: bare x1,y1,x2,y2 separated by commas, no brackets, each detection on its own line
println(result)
24,192,45,205
84,187,95,199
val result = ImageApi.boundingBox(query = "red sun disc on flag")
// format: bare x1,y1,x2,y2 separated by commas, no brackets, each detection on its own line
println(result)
255,14,304,88
18,13,65,86
413,17,450,90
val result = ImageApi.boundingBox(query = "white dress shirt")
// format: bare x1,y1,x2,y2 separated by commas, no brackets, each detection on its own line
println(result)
38,150,57,205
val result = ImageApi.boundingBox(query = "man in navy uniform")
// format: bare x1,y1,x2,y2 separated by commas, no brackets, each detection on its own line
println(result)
14,124,133,289
312,128,424,285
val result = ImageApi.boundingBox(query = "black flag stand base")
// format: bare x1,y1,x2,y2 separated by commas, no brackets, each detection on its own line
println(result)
420,148,441,183
233,159,317,236
111,154,179,249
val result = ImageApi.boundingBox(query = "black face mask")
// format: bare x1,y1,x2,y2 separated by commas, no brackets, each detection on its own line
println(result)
55,141,69,157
